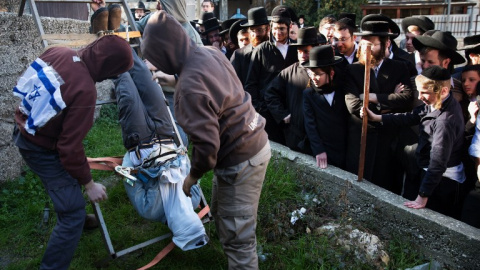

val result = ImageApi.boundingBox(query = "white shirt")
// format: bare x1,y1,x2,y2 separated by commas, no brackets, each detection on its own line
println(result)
414,51,422,75
275,41,288,59
324,91,335,106
345,42,358,64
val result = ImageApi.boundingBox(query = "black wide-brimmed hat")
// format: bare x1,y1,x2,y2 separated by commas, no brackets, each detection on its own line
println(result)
271,5,292,25
355,21,396,37
203,17,222,34
421,66,451,81
229,19,247,47
458,34,480,50
290,27,320,47
338,12,356,23
303,45,343,68
196,12,215,25
130,1,148,12
361,14,400,39
220,18,240,36
241,7,269,28
413,31,465,65
401,15,435,33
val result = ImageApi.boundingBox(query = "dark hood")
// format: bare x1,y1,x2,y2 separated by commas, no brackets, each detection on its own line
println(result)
78,35,133,82
141,10,195,75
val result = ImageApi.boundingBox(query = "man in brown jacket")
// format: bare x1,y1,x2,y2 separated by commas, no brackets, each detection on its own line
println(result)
142,11,271,269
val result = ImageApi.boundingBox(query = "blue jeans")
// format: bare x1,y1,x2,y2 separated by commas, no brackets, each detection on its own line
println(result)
18,147,86,270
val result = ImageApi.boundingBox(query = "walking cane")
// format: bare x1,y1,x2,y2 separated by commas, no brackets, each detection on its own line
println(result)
358,44,372,181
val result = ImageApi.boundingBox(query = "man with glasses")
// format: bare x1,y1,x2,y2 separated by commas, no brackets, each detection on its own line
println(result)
333,17,358,70
343,21,413,191
230,7,270,86
318,15,336,44
244,5,298,145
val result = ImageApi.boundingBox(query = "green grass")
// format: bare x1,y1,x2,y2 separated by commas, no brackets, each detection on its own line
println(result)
0,104,428,269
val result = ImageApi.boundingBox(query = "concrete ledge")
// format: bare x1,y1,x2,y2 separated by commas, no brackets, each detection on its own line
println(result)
270,141,480,269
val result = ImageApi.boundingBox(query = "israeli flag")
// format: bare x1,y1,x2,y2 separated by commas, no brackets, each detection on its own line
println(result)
13,58,66,135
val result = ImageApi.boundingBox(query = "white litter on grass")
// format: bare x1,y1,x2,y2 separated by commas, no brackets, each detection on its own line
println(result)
290,207,307,224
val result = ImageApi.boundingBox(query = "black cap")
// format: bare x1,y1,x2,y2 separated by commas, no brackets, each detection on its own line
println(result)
421,66,451,81
462,64,480,73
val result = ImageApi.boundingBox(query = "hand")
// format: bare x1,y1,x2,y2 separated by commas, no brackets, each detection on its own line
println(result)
394,83,405,94
84,180,107,203
468,101,479,124
90,0,106,12
403,195,428,209
152,70,176,87
316,152,328,169
182,174,199,197
360,107,382,122
212,41,221,50
283,114,291,124
144,59,158,71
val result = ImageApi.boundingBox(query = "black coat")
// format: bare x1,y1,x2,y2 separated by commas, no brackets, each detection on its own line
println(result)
265,62,310,153
382,94,465,196
303,86,349,169
244,42,298,114
392,47,418,77
230,44,254,86
344,58,413,185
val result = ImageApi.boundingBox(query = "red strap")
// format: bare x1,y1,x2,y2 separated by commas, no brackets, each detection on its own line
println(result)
136,205,211,270
87,157,123,171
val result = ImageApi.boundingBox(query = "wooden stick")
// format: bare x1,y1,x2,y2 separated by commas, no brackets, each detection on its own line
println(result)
358,44,372,182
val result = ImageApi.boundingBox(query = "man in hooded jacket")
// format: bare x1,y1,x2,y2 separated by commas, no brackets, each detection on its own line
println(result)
142,11,271,269
12,35,133,270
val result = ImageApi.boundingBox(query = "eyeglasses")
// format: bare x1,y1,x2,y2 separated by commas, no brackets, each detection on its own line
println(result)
332,36,351,43
307,69,326,78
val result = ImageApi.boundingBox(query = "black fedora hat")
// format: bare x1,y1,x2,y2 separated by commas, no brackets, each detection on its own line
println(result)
203,17,222,34
355,21,396,37
361,14,400,39
458,34,480,50
241,7,269,28
220,18,240,36
303,45,343,68
290,27,320,47
401,15,435,34
229,19,247,47
271,5,292,25
130,1,148,12
197,12,215,25
413,31,465,65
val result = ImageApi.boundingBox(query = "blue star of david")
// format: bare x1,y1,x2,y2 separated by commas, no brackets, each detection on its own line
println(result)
28,85,41,101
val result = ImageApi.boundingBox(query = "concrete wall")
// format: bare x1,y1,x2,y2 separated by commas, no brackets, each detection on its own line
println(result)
0,12,113,181
271,142,480,269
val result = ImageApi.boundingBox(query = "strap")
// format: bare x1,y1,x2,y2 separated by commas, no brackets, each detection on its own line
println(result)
87,156,123,171
136,205,211,270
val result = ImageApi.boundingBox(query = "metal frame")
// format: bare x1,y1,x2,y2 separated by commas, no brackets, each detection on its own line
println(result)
18,0,141,48
92,186,213,267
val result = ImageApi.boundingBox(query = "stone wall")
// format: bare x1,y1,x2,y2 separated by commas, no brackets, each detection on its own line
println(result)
0,12,113,182
272,142,480,269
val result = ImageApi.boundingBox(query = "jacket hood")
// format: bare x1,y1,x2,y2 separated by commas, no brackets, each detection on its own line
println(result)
142,11,195,75
160,0,187,23
78,35,133,82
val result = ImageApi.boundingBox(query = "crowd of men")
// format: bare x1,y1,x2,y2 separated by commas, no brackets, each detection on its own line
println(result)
11,0,480,269
192,1,480,229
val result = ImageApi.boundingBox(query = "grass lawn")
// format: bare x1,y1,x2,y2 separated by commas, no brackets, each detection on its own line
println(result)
0,104,426,269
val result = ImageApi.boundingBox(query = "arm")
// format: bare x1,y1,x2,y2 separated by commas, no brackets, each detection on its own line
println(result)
303,89,327,168
376,61,413,111
244,46,263,111
344,65,364,117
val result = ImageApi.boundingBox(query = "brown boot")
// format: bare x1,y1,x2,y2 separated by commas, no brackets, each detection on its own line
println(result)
83,214,99,230
108,4,122,31
91,7,109,34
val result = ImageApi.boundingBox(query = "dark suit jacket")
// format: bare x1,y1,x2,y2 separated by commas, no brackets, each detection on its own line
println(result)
230,44,254,87
244,41,298,114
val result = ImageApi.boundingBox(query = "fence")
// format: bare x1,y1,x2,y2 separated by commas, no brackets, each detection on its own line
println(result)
392,14,480,44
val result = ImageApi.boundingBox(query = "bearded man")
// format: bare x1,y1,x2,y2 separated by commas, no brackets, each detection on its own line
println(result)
230,7,270,86
343,21,413,190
